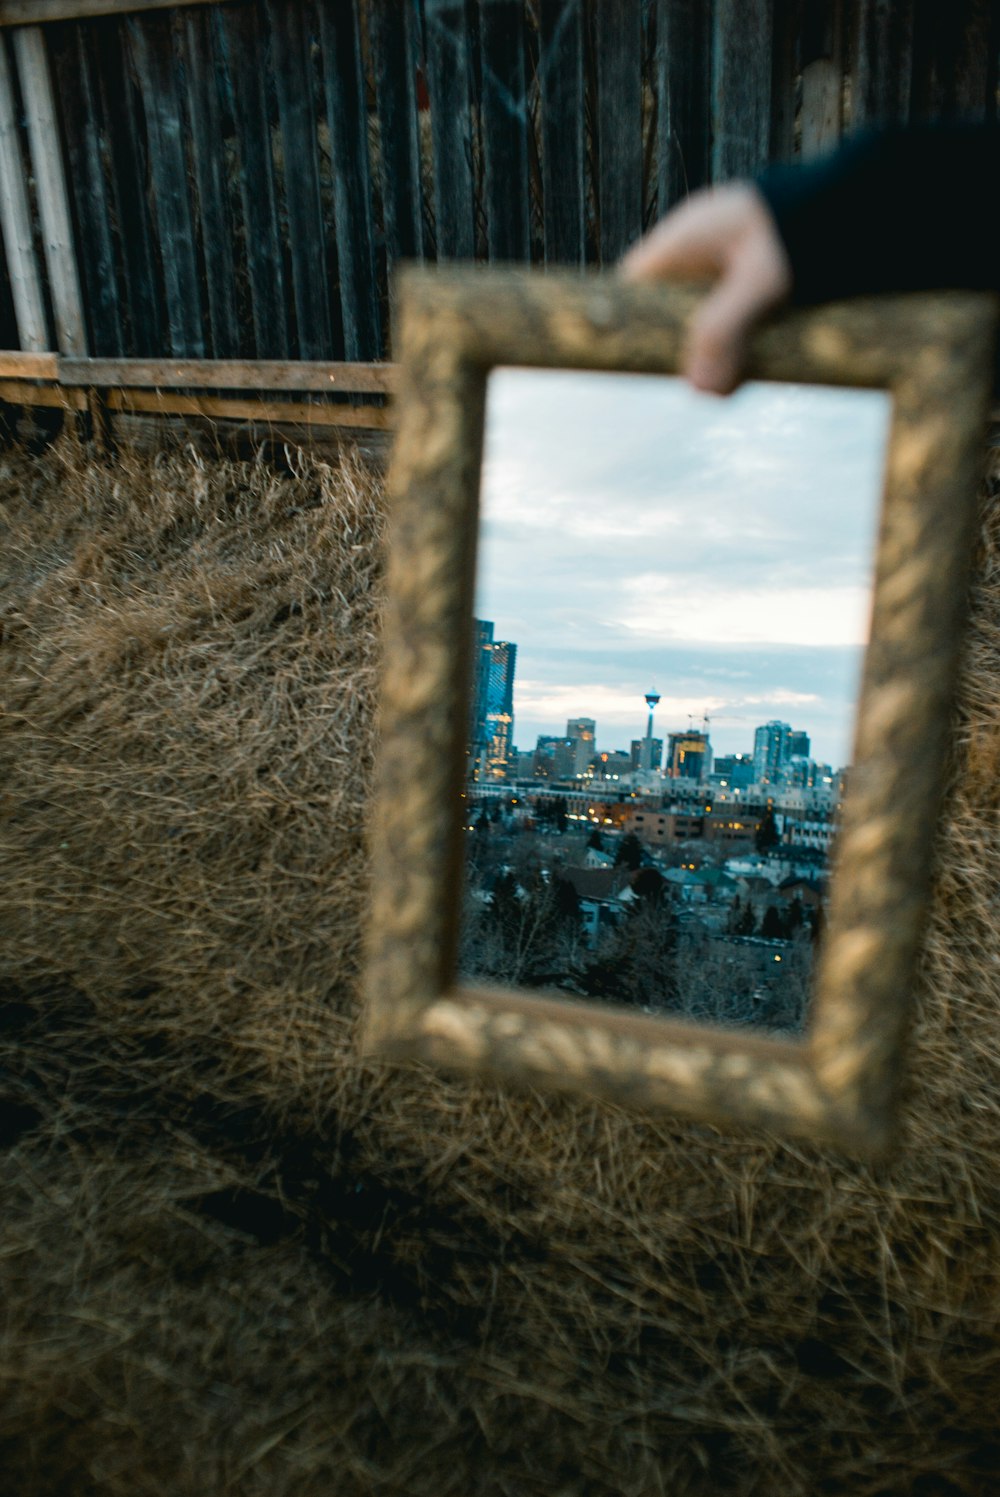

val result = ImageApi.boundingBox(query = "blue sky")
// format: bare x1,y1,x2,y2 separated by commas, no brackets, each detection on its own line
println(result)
474,369,892,769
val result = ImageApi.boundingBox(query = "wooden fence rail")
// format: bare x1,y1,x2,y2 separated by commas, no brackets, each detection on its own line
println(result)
0,347,394,431
0,0,997,376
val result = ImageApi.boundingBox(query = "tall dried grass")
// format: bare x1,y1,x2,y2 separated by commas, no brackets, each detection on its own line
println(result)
2,432,1000,1496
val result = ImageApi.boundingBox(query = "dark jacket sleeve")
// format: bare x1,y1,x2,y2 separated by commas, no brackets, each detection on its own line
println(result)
756,125,1000,305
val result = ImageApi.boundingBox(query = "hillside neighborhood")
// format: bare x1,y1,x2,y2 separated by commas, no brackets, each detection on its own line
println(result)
462,667,841,1031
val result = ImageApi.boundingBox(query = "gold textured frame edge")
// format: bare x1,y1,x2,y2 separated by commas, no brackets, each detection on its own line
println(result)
362,266,997,1157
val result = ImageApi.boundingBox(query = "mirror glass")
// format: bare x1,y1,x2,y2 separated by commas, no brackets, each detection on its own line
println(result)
460,368,891,1034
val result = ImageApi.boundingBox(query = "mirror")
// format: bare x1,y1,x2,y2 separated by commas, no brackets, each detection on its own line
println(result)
365,269,993,1151
460,369,891,1034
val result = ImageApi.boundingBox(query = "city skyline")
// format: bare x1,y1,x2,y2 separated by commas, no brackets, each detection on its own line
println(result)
472,614,835,785
474,368,891,767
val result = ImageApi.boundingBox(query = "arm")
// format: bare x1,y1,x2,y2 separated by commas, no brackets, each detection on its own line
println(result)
759,123,1000,303
622,124,1000,393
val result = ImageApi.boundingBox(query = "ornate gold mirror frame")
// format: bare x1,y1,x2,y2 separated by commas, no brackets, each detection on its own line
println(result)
362,267,996,1156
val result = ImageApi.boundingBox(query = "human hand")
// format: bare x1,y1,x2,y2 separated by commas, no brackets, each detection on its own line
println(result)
620,183,792,395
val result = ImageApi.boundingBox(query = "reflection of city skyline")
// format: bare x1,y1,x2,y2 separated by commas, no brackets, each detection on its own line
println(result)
462,612,843,1037
475,369,890,777
469,618,847,799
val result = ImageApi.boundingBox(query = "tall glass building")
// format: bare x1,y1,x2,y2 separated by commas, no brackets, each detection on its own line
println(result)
753,720,792,784
469,619,517,781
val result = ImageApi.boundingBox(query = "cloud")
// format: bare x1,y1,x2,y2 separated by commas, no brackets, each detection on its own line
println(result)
513,678,729,730
736,689,821,707
616,579,873,647
475,368,890,767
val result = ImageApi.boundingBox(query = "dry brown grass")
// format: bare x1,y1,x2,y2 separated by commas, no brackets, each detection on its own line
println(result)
2,429,1000,1496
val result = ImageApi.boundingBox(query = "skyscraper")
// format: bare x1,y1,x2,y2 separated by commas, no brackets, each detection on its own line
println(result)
533,735,576,781
631,737,664,772
566,718,596,776
753,721,792,784
787,729,811,760
666,730,711,781
469,620,517,781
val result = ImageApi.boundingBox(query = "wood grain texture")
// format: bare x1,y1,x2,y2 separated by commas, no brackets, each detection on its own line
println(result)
799,0,843,159
317,0,381,359
48,22,123,353
368,0,425,271
0,350,58,377
538,0,585,264
767,0,801,163
849,0,913,127
124,13,204,356
423,0,476,260
593,0,643,261
0,35,48,351
0,1,240,22
218,3,288,357
266,0,333,361
909,0,996,122
0,203,16,345
480,0,530,263
13,26,87,353
92,14,164,354
0,371,389,427
364,265,997,1155
56,356,398,390
0,376,85,406
102,387,389,426
180,8,240,356
711,0,773,180
655,0,711,210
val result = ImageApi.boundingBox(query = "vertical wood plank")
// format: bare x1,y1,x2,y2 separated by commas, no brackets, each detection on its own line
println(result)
0,36,48,350
48,22,122,353
655,0,711,210
711,0,774,181
0,226,18,348
909,0,952,122
367,0,424,270
951,0,998,119
218,3,289,357
422,0,476,259
125,13,204,356
594,0,643,261
91,15,164,355
317,0,381,359
181,8,241,356
768,0,802,163
265,0,334,360
800,0,844,158
910,0,995,123
538,0,585,264
849,0,913,128
479,0,530,262
12,26,86,352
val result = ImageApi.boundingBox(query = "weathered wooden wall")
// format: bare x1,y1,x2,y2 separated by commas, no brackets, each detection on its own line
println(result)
0,0,997,363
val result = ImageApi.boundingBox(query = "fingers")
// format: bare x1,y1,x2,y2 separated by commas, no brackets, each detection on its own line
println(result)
687,240,791,393
620,191,731,282
620,184,793,394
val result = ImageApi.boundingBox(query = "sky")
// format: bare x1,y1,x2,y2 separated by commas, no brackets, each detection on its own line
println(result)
474,368,892,769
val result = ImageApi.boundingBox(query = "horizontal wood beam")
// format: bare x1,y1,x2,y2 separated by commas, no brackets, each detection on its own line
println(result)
0,375,390,429
0,350,399,393
0,378,86,408
0,1,237,25
103,388,391,428
0,351,59,378
57,356,398,392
